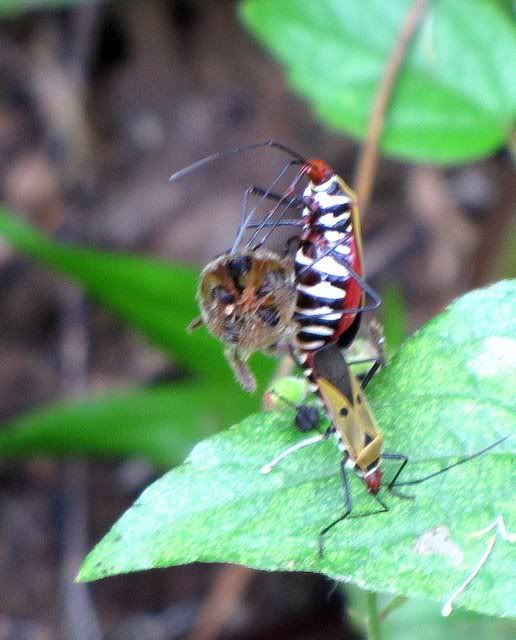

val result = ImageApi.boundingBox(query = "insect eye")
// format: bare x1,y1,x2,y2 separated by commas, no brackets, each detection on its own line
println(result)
339,407,349,417
228,256,252,284
210,285,234,304
255,284,270,297
255,307,280,327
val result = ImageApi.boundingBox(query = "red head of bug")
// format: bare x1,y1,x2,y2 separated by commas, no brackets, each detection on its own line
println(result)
306,158,334,185
365,468,383,495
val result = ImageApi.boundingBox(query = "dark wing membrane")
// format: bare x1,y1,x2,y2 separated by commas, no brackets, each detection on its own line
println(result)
312,343,354,404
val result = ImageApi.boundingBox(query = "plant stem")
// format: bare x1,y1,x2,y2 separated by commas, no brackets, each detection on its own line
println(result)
354,0,431,217
367,592,382,640
379,595,408,622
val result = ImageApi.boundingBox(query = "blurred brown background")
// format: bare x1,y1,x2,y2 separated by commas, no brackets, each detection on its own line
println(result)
0,1,513,639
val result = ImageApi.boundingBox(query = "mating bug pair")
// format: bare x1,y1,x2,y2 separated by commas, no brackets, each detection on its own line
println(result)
177,141,381,392
172,141,508,555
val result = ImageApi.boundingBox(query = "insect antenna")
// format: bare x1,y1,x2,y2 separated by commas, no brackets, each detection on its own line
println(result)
169,140,305,182
393,435,510,487
261,433,325,474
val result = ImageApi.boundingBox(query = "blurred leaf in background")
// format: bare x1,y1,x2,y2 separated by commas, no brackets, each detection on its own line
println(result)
0,208,274,462
347,587,516,640
381,285,408,355
0,380,267,467
78,281,515,618
0,0,98,16
241,0,516,163
382,598,516,640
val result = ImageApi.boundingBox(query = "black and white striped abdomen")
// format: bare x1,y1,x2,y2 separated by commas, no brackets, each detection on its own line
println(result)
294,241,351,351
293,176,355,353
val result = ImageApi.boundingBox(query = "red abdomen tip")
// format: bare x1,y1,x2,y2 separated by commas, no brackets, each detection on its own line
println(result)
366,468,383,494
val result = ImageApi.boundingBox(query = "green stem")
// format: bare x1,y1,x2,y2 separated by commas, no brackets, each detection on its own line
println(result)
379,595,408,622
367,592,382,640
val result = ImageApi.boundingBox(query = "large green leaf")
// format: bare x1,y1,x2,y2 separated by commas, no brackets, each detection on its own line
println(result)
241,0,515,163
78,281,516,618
0,209,274,385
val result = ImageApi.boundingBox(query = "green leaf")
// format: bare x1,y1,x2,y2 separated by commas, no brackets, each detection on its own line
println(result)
0,0,96,16
240,0,516,163
0,379,265,467
381,285,407,355
381,598,516,640
0,208,274,385
0,209,276,460
78,281,516,618
346,586,516,639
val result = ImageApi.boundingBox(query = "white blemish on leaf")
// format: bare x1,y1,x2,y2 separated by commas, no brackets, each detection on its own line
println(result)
188,440,220,466
413,526,464,567
468,336,516,378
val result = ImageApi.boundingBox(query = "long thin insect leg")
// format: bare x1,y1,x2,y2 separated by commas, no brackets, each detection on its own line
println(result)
347,320,386,386
318,454,352,557
239,186,253,231
251,196,302,248
244,186,304,208
240,187,303,233
338,264,382,314
246,220,302,229
232,159,300,253
383,454,414,499
321,462,392,559
359,359,383,388
245,165,310,249
319,487,390,555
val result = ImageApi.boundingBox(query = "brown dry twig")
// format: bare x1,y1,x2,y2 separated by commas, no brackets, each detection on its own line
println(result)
354,0,431,216
187,564,255,640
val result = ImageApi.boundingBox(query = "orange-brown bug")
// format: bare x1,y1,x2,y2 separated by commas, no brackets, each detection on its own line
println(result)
189,248,296,392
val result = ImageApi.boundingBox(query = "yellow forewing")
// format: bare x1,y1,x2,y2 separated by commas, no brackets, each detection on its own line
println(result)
317,376,362,462
350,375,380,442
335,175,364,305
